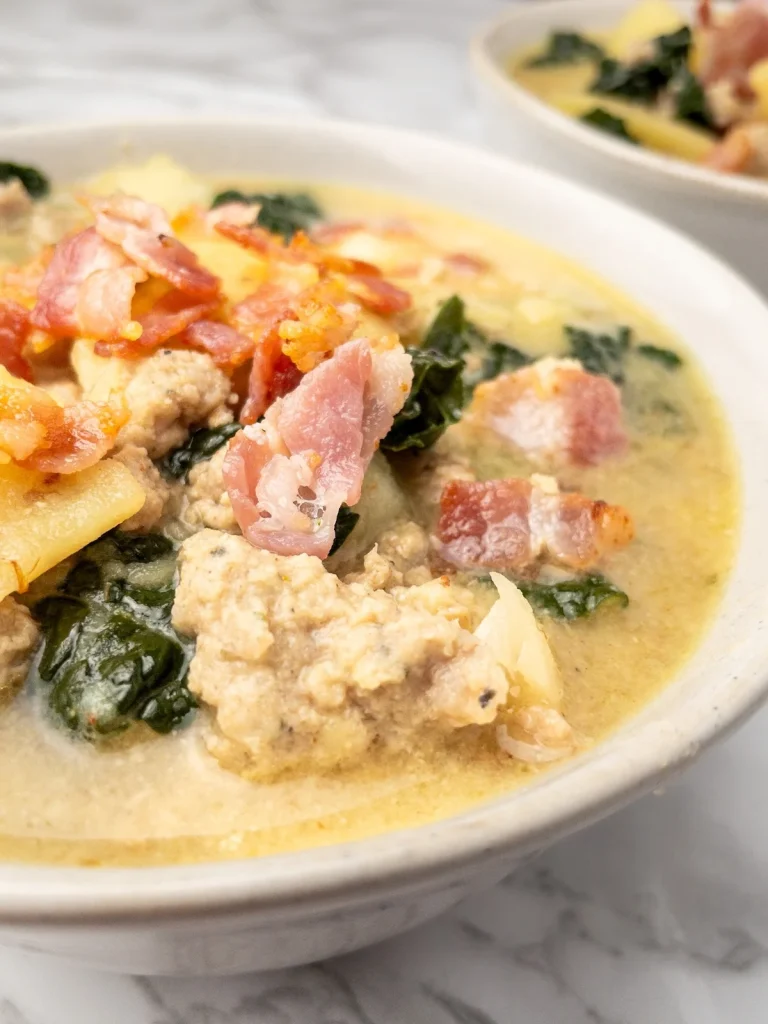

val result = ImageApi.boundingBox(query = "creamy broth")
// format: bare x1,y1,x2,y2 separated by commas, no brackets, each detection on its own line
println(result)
0,174,737,866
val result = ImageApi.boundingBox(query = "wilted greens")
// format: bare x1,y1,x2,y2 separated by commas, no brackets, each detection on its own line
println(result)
210,189,323,241
161,423,243,481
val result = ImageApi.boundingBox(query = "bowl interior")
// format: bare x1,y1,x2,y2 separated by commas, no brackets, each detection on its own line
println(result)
471,0,768,205
1,118,767,916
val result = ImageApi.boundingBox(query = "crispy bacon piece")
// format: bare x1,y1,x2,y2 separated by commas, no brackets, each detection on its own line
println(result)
437,476,634,572
30,227,146,342
0,300,32,381
87,193,220,301
215,221,412,316
699,0,768,87
443,252,490,276
181,319,255,370
233,283,299,424
223,338,413,557
0,368,127,473
94,290,220,358
472,357,627,467
311,219,366,245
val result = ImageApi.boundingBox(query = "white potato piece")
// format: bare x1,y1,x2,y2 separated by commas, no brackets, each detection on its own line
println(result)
0,460,145,600
607,0,685,59
71,338,133,402
87,155,209,218
552,92,715,162
475,572,563,709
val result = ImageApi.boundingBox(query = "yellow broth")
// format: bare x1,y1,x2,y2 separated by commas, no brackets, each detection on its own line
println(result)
0,179,738,866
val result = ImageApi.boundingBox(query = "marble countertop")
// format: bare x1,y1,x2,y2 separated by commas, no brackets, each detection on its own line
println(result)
2,0,768,1020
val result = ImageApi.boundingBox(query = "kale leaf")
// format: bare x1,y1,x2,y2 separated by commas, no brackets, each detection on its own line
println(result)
0,162,50,199
464,340,531,394
382,347,465,451
421,294,476,360
518,573,629,619
636,343,683,369
329,504,360,557
580,107,639,144
668,67,715,130
210,189,323,241
527,31,604,67
588,23,713,127
160,423,243,481
29,531,195,740
565,324,632,384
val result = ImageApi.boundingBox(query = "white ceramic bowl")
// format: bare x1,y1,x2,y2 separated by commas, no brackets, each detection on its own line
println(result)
1,117,768,976
471,0,768,295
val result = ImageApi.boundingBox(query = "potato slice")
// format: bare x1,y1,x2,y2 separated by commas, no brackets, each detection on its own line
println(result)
70,338,134,402
552,92,716,162
475,573,563,709
607,0,685,59
87,155,209,219
749,59,768,119
0,459,145,600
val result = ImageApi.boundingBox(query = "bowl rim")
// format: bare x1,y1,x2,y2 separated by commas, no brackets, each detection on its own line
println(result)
0,114,767,925
470,0,768,207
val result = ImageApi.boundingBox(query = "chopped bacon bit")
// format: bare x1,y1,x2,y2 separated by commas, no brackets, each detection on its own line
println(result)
233,284,299,424
344,273,412,314
87,193,220,301
443,252,490,276
699,1,768,87
0,368,127,473
472,357,627,467
217,221,413,316
1,246,53,306
311,219,365,244
437,476,634,572
30,227,146,343
269,352,303,401
94,290,220,358
0,300,32,381
181,319,254,370
223,338,413,557
205,201,259,230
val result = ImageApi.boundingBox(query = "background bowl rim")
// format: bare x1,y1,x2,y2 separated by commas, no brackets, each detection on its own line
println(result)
470,0,768,206
0,114,766,924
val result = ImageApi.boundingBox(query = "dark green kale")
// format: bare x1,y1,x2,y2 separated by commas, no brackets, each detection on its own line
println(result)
382,347,465,451
160,423,243,482
29,531,195,740
565,324,632,384
421,294,476,360
527,31,604,67
329,504,360,557
668,67,715,130
464,341,531,394
210,189,323,241
580,107,639,144
590,26,694,104
0,162,50,199
518,573,629,619
636,343,683,369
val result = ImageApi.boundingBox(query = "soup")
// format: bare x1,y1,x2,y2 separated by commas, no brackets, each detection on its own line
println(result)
511,0,768,178
0,155,737,866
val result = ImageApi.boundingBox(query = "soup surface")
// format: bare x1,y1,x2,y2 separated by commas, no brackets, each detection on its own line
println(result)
511,0,768,179
0,155,737,865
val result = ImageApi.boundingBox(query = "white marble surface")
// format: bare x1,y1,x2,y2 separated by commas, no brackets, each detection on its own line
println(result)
2,0,768,1020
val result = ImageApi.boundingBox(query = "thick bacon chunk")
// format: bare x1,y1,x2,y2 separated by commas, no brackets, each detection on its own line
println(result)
87,194,220,301
699,1,768,87
30,227,146,342
437,475,634,572
0,300,32,381
223,338,413,557
472,357,627,467
0,367,127,473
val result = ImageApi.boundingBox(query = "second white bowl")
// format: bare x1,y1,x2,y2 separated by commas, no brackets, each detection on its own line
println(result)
470,0,768,295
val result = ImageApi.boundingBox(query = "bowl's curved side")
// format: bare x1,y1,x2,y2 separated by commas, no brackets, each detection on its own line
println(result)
0,120,766,973
469,0,768,206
